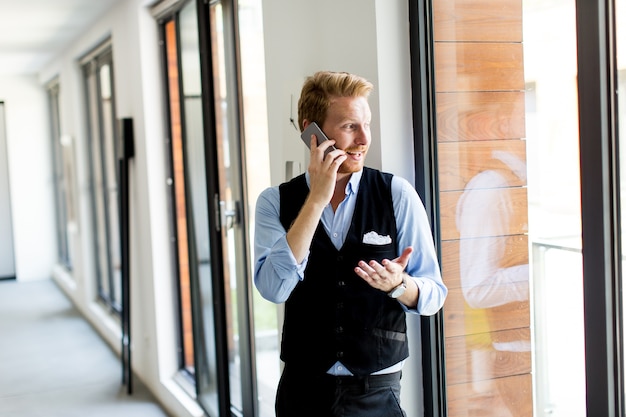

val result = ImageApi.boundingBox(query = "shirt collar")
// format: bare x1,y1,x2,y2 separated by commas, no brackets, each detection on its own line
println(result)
346,169,363,196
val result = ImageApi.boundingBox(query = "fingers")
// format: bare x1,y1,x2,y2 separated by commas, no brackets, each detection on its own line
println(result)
355,247,413,292
354,259,397,292
392,247,413,269
310,135,344,163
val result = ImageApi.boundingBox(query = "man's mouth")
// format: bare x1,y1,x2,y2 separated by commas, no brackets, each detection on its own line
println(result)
345,148,366,158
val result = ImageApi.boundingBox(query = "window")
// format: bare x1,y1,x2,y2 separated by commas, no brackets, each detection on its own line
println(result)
82,43,122,312
47,80,74,269
158,0,273,415
419,0,585,414
411,0,624,414
161,0,212,383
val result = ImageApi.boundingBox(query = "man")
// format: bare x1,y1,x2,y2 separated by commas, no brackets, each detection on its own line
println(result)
254,71,447,417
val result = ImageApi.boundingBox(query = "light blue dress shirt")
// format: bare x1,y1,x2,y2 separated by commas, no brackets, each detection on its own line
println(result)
253,169,447,375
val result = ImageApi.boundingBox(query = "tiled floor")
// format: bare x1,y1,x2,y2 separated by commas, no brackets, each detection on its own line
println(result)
0,278,171,417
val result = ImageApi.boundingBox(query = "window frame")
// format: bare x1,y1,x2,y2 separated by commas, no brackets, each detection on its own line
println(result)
407,0,625,415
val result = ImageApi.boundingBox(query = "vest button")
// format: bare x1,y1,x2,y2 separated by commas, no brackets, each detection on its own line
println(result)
336,326,344,334
337,302,344,309
338,281,346,287
337,255,343,262
337,351,344,358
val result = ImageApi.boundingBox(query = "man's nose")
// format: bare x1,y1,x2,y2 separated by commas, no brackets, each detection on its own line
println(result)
355,125,370,144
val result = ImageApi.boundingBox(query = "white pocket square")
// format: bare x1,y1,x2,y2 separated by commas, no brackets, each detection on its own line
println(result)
362,231,392,245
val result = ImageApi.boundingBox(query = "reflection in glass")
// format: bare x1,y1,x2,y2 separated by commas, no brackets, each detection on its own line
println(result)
48,82,72,269
163,1,222,414
99,64,122,308
178,1,221,414
209,2,245,412
435,0,585,414
83,50,121,313
164,16,196,376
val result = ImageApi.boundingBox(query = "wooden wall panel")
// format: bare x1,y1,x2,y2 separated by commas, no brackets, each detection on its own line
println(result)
434,0,530,412
446,328,531,385
438,139,527,191
444,288,530,337
436,92,526,142
442,236,529,290
433,0,522,42
435,43,525,92
439,188,528,240
447,374,533,417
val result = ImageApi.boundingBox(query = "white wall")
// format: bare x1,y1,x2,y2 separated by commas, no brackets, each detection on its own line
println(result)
262,0,416,186
262,1,421,414
0,76,56,281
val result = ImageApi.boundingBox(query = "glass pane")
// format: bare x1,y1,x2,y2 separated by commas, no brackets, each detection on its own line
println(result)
237,0,276,415
86,67,111,301
48,83,71,268
209,2,244,412
434,0,585,415
164,17,197,375
99,63,122,310
179,2,222,415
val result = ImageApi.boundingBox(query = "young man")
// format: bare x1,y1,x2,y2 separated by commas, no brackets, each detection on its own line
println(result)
254,71,447,417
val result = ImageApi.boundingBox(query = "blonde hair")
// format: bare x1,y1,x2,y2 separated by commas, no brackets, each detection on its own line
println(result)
297,71,373,131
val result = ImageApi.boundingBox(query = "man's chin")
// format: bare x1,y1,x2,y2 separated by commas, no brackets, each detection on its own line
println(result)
338,162,363,174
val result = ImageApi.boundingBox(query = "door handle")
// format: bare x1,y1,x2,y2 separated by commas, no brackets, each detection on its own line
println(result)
215,195,240,231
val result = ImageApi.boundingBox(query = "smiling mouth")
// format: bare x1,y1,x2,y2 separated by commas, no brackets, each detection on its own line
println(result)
345,148,366,157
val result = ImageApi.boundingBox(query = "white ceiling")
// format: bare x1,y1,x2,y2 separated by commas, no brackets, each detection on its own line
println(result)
0,0,122,76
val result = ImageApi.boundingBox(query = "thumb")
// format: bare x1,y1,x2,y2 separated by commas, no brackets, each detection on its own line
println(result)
394,247,414,269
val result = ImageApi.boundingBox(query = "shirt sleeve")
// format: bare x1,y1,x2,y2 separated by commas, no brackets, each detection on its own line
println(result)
253,186,308,304
392,176,448,316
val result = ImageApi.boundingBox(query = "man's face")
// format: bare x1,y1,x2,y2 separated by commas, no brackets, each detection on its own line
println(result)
321,96,372,174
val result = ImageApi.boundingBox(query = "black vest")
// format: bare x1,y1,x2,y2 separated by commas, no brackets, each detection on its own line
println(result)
278,167,409,376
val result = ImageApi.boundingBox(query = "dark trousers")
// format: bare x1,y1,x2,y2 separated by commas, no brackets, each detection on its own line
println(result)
275,364,407,417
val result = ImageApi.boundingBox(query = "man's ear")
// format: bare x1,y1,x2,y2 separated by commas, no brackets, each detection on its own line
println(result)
302,119,310,130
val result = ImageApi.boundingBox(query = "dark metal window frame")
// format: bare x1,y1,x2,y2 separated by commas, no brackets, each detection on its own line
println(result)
408,0,624,415
577,0,623,415
46,79,73,269
81,43,122,314
407,1,446,416
156,4,194,381
155,1,258,415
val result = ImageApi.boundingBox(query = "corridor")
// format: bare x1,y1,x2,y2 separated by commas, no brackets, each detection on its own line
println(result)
0,278,171,417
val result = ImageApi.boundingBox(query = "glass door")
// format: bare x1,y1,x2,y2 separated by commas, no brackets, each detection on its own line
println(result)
201,1,257,414
160,0,272,414
162,1,226,414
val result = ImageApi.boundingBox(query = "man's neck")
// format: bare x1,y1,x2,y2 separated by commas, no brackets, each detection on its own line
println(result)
331,173,353,211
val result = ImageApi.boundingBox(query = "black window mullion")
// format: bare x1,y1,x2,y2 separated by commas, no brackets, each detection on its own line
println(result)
576,0,623,415
196,0,232,415
408,0,446,416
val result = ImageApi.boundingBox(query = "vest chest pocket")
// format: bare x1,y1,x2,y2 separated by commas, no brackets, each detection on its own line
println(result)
357,242,396,263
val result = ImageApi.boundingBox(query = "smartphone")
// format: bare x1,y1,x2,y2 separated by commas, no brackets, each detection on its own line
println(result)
300,122,336,155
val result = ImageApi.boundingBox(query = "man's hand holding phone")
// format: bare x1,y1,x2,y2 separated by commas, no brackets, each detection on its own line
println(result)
300,122,337,157
300,121,346,206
